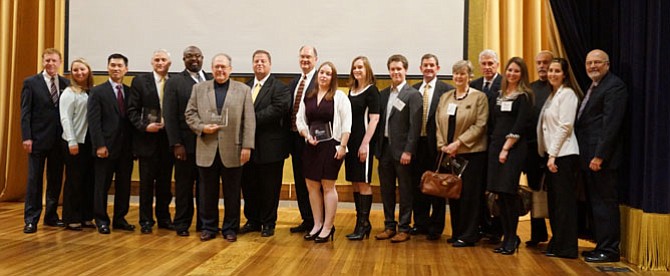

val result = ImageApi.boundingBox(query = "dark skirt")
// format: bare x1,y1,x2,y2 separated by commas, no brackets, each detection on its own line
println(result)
344,143,375,183
303,139,343,181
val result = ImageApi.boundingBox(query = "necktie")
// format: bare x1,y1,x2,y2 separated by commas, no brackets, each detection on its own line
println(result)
196,73,203,83
116,85,126,117
421,84,431,136
291,75,307,131
577,83,596,119
483,81,490,93
50,76,58,105
252,82,261,103
159,77,165,110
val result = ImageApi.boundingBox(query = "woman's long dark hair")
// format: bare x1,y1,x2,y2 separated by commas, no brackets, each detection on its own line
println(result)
306,61,338,101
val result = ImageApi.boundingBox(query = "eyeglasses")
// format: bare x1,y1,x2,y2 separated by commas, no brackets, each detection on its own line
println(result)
585,60,608,66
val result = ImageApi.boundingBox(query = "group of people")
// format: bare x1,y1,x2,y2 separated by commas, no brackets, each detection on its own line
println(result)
20,45,626,263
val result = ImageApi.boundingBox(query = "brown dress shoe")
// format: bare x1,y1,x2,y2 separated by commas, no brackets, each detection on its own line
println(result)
390,232,411,243
375,229,396,240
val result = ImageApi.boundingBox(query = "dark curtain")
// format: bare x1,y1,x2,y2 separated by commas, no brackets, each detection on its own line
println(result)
550,0,670,214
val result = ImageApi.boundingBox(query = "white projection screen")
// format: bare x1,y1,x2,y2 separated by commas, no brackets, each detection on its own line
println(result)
66,0,467,77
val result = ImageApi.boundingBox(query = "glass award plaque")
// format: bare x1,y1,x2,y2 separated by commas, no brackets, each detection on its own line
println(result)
309,122,333,142
145,109,161,124
209,109,228,127
448,156,469,177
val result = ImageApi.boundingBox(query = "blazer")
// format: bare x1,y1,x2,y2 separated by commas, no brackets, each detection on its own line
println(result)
87,81,133,159
163,70,212,154
20,73,70,152
296,90,352,143
470,74,502,105
435,88,489,154
127,72,171,157
185,79,255,168
537,86,580,158
574,72,627,169
413,79,454,155
246,74,291,164
375,83,423,160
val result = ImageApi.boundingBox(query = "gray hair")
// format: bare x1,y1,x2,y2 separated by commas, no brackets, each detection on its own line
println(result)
478,49,499,63
211,53,232,66
452,60,474,78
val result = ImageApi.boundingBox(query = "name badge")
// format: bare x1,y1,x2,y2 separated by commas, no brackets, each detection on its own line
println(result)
447,103,458,115
501,101,513,112
393,98,406,111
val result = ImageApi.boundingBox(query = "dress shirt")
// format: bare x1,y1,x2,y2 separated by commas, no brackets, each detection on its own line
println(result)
42,70,60,92
253,74,270,90
294,68,316,102
109,79,124,98
189,70,206,83
418,78,438,110
153,71,169,102
384,81,406,137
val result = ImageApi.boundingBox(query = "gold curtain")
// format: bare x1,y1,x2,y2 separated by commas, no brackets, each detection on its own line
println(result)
0,0,66,201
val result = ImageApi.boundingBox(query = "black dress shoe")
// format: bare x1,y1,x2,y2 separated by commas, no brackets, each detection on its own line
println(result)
113,222,136,231
239,223,261,234
581,250,597,257
446,237,456,243
584,252,619,263
409,227,429,236
176,230,190,237
223,233,237,242
261,227,275,237
45,219,65,227
98,225,111,234
290,222,313,233
141,225,152,234
452,240,475,247
23,223,37,234
200,232,216,241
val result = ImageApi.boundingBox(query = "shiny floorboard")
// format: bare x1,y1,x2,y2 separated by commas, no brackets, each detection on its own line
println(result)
0,201,648,275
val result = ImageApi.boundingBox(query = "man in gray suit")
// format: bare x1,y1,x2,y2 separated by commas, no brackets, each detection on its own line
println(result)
374,54,423,243
185,53,255,242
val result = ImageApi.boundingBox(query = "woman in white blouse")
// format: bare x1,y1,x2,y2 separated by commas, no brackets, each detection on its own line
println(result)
536,58,583,258
296,61,352,242
59,58,95,231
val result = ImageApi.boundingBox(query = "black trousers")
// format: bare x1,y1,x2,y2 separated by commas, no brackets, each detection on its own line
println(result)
173,153,201,232
138,137,174,227
411,137,445,235
93,152,133,227
24,140,64,225
523,141,549,242
62,140,94,224
546,155,580,257
378,141,413,232
290,131,313,225
582,165,621,255
448,152,487,243
242,160,284,228
199,152,242,235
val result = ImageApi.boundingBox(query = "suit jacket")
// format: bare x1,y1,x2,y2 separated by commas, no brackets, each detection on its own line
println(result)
87,81,133,159
413,80,454,156
163,70,212,154
246,75,291,164
435,89,489,154
286,72,318,131
470,74,502,105
575,72,627,169
375,83,423,160
537,86,580,158
185,79,255,168
20,73,70,152
127,72,171,157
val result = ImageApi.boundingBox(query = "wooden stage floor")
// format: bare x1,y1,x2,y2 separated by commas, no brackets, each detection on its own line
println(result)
0,201,649,275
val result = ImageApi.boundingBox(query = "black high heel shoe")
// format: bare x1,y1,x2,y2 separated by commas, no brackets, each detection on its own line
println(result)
493,246,505,253
314,226,335,243
501,236,520,255
304,226,323,241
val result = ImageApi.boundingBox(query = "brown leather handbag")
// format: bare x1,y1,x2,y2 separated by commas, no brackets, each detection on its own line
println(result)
420,153,463,199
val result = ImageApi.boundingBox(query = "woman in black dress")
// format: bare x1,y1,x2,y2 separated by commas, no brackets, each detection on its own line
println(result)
487,57,532,255
296,62,352,243
344,56,380,240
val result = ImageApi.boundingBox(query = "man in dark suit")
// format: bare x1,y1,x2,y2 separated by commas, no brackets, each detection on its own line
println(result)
240,50,291,237
576,49,627,263
287,45,319,233
410,54,454,240
525,50,553,246
185,53,255,243
20,48,69,233
164,46,211,237
87,53,135,234
127,49,174,234
470,49,503,243
470,49,502,104
374,54,422,243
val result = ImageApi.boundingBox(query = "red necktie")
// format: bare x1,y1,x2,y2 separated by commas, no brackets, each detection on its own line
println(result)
116,84,126,117
290,75,307,131
50,77,58,105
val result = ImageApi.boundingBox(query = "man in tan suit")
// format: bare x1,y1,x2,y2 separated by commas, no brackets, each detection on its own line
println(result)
185,53,255,242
